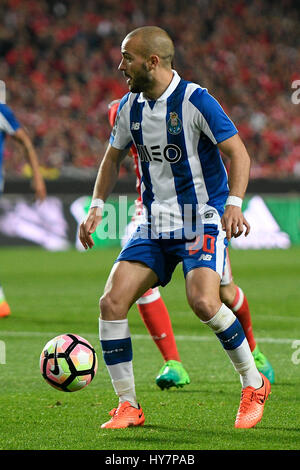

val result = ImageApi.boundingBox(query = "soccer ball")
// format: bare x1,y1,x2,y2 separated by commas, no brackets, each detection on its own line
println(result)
40,333,98,392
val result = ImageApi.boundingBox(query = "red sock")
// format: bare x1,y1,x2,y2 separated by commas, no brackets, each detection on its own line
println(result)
230,286,256,352
137,290,181,362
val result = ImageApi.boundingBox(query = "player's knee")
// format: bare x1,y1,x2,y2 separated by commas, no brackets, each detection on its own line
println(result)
99,293,126,321
191,295,220,321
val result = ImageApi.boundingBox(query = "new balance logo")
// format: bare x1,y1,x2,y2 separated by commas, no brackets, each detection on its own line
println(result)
199,254,212,261
131,122,140,130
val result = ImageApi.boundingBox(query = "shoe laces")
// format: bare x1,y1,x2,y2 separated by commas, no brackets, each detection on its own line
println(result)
109,402,133,417
240,386,265,413
239,388,256,412
109,408,117,417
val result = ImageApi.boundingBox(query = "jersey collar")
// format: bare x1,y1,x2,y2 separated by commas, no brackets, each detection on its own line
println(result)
137,70,181,103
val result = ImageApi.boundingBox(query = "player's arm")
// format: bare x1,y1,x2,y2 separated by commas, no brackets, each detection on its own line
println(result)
218,133,251,240
13,128,47,201
79,144,128,250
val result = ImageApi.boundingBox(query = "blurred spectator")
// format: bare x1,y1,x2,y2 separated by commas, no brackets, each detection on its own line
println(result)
0,0,299,180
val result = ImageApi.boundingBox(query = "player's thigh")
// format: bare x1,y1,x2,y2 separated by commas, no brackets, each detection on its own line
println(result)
185,267,222,321
100,260,159,320
220,280,237,305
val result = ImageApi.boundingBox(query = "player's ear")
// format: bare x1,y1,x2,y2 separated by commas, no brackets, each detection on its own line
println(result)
148,54,159,69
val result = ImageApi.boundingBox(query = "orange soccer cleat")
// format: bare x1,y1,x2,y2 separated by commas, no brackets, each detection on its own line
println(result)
0,301,11,318
235,373,271,429
101,401,145,429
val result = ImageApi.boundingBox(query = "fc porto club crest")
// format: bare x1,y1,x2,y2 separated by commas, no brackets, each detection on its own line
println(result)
167,111,182,135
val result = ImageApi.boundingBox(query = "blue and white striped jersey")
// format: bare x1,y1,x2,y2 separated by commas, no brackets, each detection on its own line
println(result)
0,104,21,191
110,71,238,234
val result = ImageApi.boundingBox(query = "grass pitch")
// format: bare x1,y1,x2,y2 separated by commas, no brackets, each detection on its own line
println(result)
0,246,300,451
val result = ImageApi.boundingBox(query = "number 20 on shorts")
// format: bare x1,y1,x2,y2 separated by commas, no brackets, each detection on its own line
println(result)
188,234,215,256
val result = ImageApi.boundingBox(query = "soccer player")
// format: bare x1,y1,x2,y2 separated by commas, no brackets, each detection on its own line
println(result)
79,26,271,429
108,99,274,387
0,102,47,317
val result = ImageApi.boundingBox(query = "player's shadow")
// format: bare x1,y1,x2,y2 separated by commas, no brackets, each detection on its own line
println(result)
146,382,239,396
113,428,195,446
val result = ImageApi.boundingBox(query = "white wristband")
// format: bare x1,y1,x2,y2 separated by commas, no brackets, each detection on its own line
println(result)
225,196,243,208
90,198,104,211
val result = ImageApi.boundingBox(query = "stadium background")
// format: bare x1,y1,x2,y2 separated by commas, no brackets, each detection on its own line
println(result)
0,0,299,250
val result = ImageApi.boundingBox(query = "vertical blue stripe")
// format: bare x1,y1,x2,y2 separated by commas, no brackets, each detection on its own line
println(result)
166,80,199,236
189,89,231,217
130,96,154,236
197,136,228,216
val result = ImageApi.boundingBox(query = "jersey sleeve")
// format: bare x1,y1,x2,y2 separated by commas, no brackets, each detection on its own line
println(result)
109,93,133,150
189,88,238,144
0,104,21,135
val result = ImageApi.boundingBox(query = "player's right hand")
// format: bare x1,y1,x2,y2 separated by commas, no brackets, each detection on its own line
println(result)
79,208,102,250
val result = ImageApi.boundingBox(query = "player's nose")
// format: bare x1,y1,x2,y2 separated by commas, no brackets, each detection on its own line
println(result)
118,58,126,71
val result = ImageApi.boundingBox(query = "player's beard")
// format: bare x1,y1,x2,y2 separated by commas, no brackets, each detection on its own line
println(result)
129,63,153,94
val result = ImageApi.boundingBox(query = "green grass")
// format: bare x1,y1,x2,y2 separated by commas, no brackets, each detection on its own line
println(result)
0,246,300,450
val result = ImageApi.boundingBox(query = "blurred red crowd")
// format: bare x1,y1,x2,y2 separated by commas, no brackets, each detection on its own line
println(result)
0,0,299,180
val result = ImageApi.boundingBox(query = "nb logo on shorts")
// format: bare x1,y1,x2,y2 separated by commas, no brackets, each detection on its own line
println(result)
199,254,212,261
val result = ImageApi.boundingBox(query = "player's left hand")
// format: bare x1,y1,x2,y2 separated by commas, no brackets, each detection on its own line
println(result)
221,205,250,241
